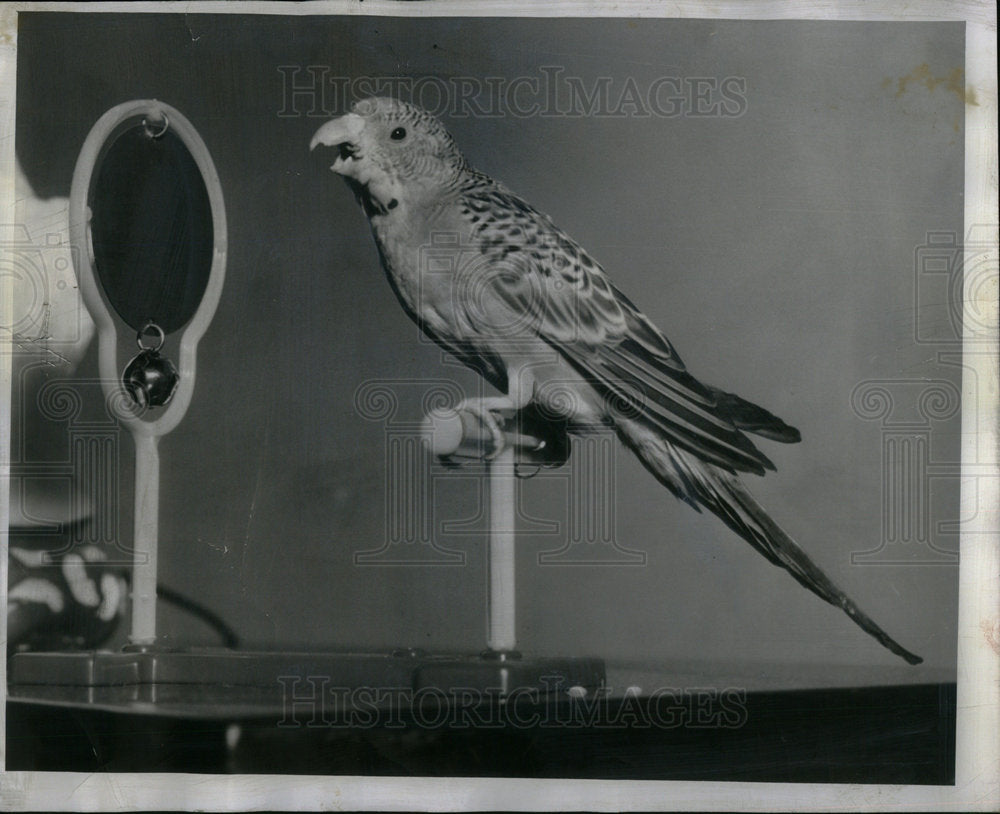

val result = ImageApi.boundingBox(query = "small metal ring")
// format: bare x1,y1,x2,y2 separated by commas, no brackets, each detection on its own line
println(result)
136,322,166,352
142,113,169,139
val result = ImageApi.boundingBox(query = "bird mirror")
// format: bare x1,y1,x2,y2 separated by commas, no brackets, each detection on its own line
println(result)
69,100,227,645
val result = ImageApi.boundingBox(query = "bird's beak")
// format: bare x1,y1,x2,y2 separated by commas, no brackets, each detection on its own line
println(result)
310,113,367,175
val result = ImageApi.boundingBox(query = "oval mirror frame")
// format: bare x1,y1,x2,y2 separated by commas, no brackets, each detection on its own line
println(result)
70,100,227,438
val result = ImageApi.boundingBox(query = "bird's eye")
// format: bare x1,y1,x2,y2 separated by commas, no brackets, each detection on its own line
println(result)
390,127,407,141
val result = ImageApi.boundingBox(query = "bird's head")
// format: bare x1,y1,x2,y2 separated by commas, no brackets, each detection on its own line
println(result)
310,97,467,216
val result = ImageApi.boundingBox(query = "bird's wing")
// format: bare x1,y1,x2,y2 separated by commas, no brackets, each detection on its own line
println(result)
464,186,777,475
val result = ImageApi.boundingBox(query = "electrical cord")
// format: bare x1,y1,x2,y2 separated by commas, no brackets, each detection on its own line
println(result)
155,583,241,649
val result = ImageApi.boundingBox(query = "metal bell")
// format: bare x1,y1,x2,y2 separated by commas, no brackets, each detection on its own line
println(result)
123,323,179,408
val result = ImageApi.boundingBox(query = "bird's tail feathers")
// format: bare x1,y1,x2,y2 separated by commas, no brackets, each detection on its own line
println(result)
713,473,923,664
619,420,923,665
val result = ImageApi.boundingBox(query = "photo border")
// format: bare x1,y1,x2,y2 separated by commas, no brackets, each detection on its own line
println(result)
0,1,995,811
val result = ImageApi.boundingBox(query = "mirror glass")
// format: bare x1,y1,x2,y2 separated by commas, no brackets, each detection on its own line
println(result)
90,123,214,334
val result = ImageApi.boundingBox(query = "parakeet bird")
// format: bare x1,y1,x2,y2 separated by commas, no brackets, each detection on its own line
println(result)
311,96,922,665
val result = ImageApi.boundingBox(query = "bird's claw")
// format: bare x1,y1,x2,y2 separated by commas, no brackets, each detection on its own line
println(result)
456,400,509,461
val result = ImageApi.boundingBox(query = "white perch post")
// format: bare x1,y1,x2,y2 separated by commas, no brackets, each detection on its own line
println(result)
424,407,557,656
487,445,517,652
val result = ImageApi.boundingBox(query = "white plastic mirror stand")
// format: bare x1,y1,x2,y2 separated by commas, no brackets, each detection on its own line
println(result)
69,100,227,647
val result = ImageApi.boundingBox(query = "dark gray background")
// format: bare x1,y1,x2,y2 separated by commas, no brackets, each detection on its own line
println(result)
15,13,962,685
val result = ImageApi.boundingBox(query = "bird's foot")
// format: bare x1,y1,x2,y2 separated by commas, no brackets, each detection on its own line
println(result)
455,397,513,461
